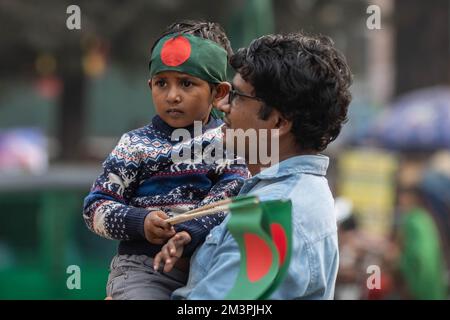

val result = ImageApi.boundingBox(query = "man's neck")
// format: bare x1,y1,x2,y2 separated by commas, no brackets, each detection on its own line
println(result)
247,163,263,176
247,149,318,176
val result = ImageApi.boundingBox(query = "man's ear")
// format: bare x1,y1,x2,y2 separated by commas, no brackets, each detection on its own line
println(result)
148,79,152,90
212,82,231,105
272,110,293,137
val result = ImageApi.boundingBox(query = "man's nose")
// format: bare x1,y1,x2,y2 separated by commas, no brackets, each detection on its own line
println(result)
216,95,230,113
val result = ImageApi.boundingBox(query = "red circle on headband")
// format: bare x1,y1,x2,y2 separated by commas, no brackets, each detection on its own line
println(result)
161,36,191,67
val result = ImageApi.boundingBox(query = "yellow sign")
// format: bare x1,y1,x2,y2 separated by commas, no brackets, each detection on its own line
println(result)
338,148,398,237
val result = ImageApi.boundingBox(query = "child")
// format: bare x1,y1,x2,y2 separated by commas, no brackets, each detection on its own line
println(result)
83,21,249,300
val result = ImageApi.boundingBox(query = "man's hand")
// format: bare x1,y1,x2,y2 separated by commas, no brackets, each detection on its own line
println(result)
144,210,175,244
153,231,191,273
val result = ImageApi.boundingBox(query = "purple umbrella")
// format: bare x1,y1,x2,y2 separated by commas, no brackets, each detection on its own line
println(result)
364,86,450,151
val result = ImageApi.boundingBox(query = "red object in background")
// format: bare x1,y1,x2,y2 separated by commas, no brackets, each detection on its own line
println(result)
34,75,62,99
367,273,393,300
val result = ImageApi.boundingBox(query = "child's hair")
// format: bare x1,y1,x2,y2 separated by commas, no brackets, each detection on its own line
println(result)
151,20,233,57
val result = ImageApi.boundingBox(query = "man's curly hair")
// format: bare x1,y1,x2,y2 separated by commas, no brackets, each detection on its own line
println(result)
230,33,352,152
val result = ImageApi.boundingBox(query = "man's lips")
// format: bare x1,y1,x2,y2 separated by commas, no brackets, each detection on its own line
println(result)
223,117,231,128
221,119,232,137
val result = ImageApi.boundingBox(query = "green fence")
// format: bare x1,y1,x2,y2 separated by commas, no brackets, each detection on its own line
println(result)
0,166,116,299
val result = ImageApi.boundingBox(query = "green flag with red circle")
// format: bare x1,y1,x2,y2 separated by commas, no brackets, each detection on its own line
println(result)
225,196,292,299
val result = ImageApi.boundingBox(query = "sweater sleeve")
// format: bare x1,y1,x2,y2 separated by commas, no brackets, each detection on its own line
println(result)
83,133,149,241
174,161,250,256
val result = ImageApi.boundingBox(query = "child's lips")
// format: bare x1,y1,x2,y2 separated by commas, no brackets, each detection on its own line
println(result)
167,108,184,116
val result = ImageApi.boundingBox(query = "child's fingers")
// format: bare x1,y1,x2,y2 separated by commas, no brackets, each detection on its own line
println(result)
154,248,169,271
167,239,179,256
153,252,162,271
152,216,170,229
148,228,170,243
154,210,170,219
171,238,186,253
160,229,176,240
154,245,173,271
163,259,176,273
162,244,172,263
153,211,174,230
152,218,176,234
163,245,179,273
174,232,192,245
150,224,175,240
150,226,165,238
164,228,176,237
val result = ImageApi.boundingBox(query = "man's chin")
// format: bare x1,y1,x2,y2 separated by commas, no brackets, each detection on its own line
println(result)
221,124,232,142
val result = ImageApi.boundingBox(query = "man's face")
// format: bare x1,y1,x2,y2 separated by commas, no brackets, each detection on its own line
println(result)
217,73,276,161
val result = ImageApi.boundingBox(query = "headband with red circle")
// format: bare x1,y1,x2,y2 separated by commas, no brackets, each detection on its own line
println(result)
149,34,228,84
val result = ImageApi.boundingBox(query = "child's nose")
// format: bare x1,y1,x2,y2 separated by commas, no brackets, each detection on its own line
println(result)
166,87,181,104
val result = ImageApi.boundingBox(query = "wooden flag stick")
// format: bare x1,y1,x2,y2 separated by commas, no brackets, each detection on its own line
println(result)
181,198,233,216
166,205,230,225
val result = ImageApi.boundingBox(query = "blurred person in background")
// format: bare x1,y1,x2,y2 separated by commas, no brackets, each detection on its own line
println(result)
393,186,448,299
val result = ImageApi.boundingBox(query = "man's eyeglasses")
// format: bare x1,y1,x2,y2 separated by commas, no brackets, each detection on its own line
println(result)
228,88,263,105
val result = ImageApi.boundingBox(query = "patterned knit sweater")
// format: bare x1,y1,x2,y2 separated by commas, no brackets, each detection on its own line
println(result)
83,115,250,257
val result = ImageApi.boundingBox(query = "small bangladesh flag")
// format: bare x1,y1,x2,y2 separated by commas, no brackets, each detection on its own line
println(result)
225,196,292,300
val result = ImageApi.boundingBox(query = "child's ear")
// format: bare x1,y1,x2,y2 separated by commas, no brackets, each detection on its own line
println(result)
213,82,231,104
148,79,152,90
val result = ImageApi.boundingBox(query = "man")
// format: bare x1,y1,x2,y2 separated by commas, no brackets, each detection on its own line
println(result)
156,32,352,299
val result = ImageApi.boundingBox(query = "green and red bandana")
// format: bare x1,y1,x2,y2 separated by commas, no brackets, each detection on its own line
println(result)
149,33,228,84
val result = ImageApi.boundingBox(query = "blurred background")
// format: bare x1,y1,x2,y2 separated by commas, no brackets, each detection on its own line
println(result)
0,0,449,299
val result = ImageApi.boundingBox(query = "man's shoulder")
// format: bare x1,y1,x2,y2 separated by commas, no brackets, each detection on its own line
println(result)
250,172,336,240
250,171,329,200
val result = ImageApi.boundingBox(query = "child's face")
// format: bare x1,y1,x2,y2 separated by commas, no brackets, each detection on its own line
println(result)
149,71,214,128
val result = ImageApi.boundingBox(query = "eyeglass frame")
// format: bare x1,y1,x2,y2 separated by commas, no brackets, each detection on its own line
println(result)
228,87,264,105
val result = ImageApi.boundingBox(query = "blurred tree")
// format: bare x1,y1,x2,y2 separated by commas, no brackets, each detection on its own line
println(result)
0,0,231,161
394,0,450,95
272,0,367,76
227,0,274,50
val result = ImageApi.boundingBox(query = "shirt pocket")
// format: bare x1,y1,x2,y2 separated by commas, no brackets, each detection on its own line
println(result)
190,229,220,274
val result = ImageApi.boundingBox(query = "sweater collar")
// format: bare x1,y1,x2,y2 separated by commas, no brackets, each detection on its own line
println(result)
151,115,222,138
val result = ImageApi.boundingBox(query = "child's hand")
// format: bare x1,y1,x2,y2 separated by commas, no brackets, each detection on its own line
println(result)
144,210,176,244
153,231,191,273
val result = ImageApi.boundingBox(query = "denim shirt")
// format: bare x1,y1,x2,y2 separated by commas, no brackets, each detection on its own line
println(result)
172,155,339,300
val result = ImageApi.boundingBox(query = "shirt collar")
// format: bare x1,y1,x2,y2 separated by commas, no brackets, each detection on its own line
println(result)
255,154,329,180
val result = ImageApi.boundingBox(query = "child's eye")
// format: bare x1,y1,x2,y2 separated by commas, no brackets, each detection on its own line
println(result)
181,80,193,88
154,79,166,87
